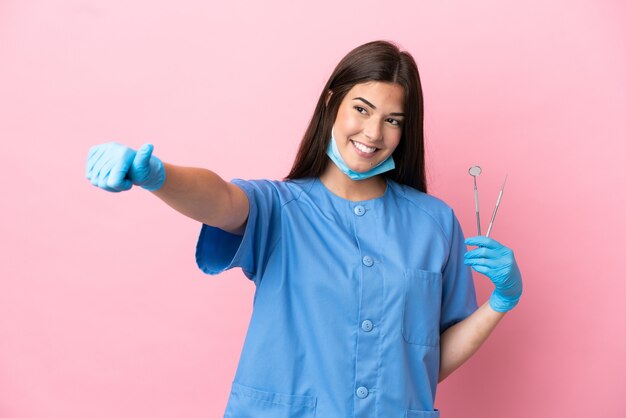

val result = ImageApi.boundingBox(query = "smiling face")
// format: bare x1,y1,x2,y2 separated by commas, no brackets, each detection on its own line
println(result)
329,81,405,174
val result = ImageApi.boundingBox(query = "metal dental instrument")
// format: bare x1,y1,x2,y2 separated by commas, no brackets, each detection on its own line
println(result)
468,165,482,235
486,174,508,238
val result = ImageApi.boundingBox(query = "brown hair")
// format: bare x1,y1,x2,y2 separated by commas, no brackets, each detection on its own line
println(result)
284,40,427,193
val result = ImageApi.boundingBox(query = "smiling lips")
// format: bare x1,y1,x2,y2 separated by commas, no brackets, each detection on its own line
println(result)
351,140,379,158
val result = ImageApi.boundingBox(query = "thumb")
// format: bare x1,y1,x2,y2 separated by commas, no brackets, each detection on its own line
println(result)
133,143,154,170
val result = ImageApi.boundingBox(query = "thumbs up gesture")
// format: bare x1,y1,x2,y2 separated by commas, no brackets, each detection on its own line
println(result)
85,142,166,192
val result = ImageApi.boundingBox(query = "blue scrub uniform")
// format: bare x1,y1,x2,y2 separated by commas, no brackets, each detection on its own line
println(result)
196,176,478,418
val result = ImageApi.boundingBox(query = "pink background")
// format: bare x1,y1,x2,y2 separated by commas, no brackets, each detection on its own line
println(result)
1,1,625,417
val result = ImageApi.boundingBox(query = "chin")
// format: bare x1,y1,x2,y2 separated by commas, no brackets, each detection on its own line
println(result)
350,163,378,173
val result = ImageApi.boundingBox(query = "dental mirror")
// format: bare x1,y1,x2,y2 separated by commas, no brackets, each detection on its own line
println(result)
468,165,482,235
468,166,482,177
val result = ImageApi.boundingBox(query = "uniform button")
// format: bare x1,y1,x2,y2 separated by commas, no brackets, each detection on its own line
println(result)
361,320,373,332
362,256,373,267
356,386,369,398
353,205,365,216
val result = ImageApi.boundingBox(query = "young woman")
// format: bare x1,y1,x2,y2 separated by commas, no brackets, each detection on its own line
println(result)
86,40,523,418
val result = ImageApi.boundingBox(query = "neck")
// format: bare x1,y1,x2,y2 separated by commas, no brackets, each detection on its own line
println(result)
319,162,387,201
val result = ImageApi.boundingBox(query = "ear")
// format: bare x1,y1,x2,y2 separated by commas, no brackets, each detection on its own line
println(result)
325,90,333,106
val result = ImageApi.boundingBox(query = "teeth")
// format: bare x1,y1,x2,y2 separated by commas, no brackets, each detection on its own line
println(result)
352,141,376,153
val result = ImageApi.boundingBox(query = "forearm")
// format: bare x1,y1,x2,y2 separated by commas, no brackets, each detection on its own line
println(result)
438,301,506,382
150,162,233,226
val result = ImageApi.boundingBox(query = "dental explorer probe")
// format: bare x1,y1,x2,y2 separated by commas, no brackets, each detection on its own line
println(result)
486,174,508,238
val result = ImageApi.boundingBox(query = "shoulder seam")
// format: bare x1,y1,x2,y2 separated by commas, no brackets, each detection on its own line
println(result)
279,178,312,209
393,183,452,249
264,179,311,271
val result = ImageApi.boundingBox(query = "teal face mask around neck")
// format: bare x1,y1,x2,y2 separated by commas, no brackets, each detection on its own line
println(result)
325,127,395,180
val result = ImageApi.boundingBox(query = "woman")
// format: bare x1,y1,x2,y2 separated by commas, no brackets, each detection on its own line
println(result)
86,40,522,417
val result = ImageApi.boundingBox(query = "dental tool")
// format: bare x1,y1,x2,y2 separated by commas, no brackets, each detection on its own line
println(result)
468,165,482,236
486,174,507,238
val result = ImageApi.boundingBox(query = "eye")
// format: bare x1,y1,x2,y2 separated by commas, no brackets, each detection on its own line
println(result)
354,105,402,127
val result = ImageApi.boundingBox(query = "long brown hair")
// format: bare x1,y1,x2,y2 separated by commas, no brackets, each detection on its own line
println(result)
284,40,427,193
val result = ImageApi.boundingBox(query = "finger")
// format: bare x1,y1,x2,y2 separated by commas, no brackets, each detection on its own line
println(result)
87,145,102,159
464,257,500,269
94,158,116,189
467,264,491,276
108,177,132,192
97,172,115,191
464,247,499,260
108,173,133,191
101,182,121,192
90,155,111,186
465,236,503,250
100,181,120,192
97,160,117,190
108,171,132,191
90,161,105,187
108,158,133,191
90,151,112,183
86,147,106,179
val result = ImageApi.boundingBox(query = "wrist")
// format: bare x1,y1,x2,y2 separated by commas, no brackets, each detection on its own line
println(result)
489,291,521,312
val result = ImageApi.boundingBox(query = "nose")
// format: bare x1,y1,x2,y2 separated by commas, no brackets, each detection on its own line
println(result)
363,119,383,143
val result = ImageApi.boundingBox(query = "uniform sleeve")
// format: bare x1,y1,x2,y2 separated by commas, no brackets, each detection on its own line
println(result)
195,178,280,285
439,210,479,334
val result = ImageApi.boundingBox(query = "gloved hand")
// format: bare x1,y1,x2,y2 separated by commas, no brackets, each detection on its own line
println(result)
85,142,166,192
463,236,523,312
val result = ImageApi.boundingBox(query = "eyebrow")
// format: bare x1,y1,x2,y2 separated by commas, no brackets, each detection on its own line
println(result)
352,97,405,117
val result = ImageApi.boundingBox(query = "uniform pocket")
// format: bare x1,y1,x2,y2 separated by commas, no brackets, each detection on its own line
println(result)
401,268,443,347
405,408,441,417
224,382,317,418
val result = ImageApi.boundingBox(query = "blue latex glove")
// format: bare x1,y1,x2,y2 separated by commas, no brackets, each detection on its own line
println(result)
464,236,523,312
85,142,165,192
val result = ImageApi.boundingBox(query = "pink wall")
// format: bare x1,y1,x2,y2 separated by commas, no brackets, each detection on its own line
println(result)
1,1,625,417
